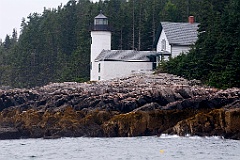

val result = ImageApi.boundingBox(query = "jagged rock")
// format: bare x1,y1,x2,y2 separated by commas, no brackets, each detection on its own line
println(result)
133,102,160,111
0,127,21,139
170,107,240,140
0,73,239,139
102,109,197,137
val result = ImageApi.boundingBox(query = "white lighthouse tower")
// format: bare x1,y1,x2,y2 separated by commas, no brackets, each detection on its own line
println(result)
90,11,111,81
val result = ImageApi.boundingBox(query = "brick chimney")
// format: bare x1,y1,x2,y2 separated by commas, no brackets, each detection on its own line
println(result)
188,16,194,24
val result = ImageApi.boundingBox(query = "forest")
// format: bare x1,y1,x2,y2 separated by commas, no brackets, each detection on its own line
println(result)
0,0,239,88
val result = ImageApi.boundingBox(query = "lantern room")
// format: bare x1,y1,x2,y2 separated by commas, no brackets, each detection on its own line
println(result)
93,11,110,31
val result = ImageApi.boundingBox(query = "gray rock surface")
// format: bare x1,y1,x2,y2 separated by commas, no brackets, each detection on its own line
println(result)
0,73,239,139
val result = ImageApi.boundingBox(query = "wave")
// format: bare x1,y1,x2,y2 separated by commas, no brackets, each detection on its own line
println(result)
159,134,224,140
159,134,180,139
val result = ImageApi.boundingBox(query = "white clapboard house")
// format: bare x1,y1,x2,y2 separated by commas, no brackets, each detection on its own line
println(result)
156,16,199,58
90,12,198,81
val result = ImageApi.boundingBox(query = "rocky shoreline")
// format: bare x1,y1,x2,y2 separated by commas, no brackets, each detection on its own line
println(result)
0,73,239,140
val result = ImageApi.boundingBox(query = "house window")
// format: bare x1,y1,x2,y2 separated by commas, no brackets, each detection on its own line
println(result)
98,76,101,80
98,63,101,73
161,39,166,51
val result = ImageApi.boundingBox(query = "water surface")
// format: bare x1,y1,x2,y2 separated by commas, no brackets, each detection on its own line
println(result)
0,135,239,160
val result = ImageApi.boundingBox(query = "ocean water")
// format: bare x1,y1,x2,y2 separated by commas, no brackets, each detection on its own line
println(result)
0,135,240,160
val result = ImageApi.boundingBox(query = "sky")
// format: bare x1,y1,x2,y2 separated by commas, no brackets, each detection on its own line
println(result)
0,0,99,41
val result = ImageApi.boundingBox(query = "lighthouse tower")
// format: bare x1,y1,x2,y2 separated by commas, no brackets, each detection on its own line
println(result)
90,11,111,81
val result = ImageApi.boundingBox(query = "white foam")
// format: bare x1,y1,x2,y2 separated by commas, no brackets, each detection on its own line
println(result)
159,134,180,139
159,134,224,140
204,136,224,140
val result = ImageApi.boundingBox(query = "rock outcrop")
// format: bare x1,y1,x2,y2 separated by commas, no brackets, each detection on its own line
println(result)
0,73,239,140
170,108,240,139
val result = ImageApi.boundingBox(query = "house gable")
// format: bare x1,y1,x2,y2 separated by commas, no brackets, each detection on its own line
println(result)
157,28,171,53
156,21,199,58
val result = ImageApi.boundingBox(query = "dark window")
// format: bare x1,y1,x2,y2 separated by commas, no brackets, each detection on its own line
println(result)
161,39,166,51
98,63,101,73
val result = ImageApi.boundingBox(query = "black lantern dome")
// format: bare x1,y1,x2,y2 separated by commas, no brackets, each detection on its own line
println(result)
93,11,110,31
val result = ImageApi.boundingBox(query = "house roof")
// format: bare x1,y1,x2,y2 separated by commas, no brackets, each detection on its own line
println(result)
161,22,199,46
95,50,169,62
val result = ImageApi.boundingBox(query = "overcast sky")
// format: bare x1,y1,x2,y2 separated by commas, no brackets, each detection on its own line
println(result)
0,0,99,41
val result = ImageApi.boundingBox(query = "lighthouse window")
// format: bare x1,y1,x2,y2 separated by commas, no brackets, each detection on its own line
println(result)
103,19,108,25
95,19,108,25
95,19,102,25
98,63,101,73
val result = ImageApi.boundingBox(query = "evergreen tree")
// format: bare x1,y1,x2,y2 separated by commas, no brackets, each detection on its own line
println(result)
3,35,11,49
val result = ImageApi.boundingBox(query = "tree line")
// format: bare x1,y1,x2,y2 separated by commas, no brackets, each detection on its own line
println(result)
0,0,239,88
